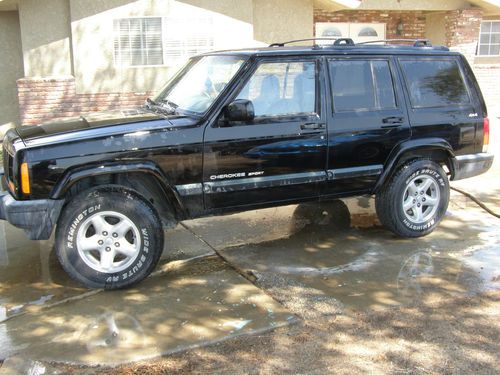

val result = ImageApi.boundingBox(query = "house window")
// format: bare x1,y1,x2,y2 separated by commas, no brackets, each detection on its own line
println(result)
358,27,378,37
321,26,342,37
113,16,215,67
114,18,163,67
163,17,214,63
478,21,500,56
315,22,385,44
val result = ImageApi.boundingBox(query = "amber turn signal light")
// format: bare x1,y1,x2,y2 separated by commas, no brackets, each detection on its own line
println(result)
20,162,31,194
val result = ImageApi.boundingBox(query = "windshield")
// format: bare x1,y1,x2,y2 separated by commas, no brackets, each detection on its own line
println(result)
154,55,246,115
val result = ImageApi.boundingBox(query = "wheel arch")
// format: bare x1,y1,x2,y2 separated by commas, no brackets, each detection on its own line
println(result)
51,161,187,226
374,138,456,193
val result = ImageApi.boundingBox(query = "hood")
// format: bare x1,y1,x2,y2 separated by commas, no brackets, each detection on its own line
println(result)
15,108,168,143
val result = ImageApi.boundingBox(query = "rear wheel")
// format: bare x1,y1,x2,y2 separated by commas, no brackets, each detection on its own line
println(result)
55,187,164,289
376,159,449,237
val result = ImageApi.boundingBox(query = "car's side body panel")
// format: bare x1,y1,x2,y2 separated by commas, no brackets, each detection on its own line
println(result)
0,45,493,241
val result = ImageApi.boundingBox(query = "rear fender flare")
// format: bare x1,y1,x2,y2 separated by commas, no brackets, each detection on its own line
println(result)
374,138,456,192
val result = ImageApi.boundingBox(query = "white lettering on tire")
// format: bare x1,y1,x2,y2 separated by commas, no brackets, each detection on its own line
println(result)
121,228,149,280
66,205,101,249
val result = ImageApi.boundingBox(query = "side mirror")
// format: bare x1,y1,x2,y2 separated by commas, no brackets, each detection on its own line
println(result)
224,99,255,123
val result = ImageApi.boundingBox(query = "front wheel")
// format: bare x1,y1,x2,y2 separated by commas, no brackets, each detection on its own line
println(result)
376,159,449,237
55,187,164,289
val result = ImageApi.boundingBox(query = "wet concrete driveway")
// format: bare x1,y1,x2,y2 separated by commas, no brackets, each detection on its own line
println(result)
0,186,499,368
220,195,499,315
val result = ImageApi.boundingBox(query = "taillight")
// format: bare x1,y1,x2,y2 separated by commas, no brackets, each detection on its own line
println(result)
483,117,490,153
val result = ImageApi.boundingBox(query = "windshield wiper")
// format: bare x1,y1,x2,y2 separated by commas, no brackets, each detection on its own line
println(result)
159,98,179,110
144,98,177,115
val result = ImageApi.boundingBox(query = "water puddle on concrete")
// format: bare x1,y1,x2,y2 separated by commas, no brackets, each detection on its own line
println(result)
0,224,87,322
0,257,295,366
220,198,500,313
0,223,213,323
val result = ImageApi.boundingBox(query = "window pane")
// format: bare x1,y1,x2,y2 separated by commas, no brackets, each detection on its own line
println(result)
481,22,492,33
479,44,490,55
114,17,163,66
163,17,215,64
401,59,470,108
480,34,490,44
322,27,342,37
358,27,378,37
330,60,374,111
492,21,500,32
236,61,316,117
491,34,500,44
490,44,500,55
372,60,396,109
329,60,396,112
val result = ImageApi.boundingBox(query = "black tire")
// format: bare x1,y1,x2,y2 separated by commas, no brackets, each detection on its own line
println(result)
375,159,449,238
55,186,164,289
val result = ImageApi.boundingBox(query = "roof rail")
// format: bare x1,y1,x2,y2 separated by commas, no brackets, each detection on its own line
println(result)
357,39,433,47
268,38,444,50
269,37,354,47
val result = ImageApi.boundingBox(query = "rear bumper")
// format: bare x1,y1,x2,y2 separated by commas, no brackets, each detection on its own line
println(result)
0,187,64,240
452,153,494,180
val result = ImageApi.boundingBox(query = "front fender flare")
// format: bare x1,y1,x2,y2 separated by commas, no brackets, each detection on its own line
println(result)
51,160,186,216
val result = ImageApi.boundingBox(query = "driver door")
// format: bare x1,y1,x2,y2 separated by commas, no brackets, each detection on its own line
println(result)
203,57,328,210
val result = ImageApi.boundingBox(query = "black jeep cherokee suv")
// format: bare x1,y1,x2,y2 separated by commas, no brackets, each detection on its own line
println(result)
0,39,494,289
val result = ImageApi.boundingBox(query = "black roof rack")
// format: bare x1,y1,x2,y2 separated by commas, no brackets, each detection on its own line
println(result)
269,37,354,47
269,38,439,49
356,39,433,47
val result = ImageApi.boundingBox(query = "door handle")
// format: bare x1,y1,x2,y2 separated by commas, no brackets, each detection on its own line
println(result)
300,123,325,130
382,116,404,124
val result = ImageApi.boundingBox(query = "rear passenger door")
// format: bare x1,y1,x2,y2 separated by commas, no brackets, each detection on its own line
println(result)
323,56,410,196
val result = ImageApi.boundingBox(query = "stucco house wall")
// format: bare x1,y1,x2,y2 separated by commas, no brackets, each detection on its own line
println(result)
11,0,316,125
1,0,500,126
0,11,23,128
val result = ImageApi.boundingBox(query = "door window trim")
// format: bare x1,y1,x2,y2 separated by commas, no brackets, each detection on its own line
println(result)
215,56,323,127
397,56,473,110
326,56,400,114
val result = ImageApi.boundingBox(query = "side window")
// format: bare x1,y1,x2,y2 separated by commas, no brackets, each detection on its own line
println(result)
329,60,396,112
236,61,316,117
400,59,470,108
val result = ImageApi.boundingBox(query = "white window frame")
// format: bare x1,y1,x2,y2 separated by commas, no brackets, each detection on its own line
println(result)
315,22,386,44
113,16,165,68
162,16,215,65
477,20,500,57
113,16,215,68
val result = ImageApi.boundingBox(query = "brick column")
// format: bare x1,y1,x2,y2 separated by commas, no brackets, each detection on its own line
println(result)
17,77,152,126
445,8,483,63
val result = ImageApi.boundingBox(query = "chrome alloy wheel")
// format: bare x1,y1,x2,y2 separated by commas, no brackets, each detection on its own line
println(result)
76,211,141,273
402,175,441,224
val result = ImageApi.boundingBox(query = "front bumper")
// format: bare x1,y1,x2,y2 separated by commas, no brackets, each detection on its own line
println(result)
452,153,494,180
0,187,64,240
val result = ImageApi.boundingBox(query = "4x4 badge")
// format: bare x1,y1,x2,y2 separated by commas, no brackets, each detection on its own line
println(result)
468,113,478,117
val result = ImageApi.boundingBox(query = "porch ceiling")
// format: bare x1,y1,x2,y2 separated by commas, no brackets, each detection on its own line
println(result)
0,0,18,11
315,0,500,13
469,0,500,14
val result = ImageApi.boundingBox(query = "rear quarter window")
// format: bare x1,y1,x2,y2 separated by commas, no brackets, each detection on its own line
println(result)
400,59,470,108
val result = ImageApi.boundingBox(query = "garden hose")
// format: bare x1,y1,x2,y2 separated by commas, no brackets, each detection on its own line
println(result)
451,186,500,219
